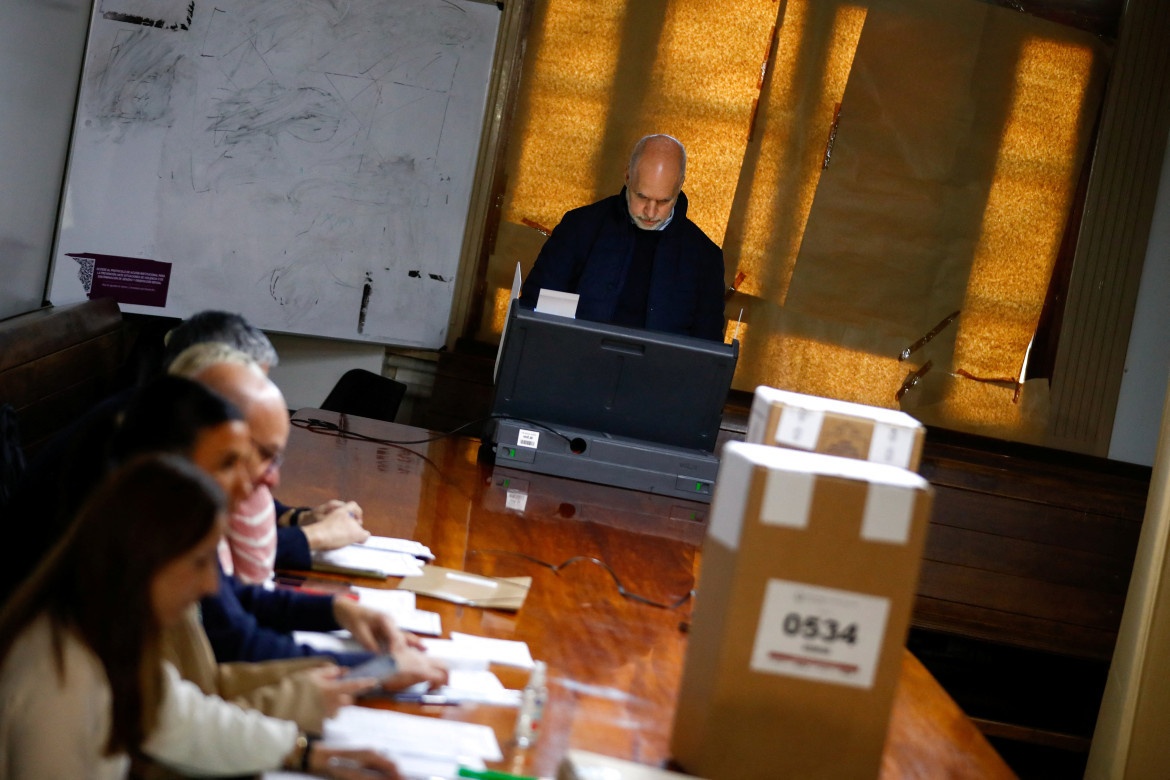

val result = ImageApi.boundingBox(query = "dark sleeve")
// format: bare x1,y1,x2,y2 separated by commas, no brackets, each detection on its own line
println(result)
519,209,591,307
692,242,727,342
273,498,297,522
272,494,312,571
274,526,312,571
200,568,371,666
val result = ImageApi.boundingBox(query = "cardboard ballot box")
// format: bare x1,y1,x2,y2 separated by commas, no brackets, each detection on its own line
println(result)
671,442,933,780
746,386,926,471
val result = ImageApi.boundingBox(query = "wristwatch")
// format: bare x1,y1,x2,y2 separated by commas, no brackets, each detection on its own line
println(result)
288,732,317,771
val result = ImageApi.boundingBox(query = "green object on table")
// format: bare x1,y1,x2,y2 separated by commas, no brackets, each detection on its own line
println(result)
457,767,540,780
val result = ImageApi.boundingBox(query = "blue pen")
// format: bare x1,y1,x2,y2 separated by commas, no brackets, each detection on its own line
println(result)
394,691,456,705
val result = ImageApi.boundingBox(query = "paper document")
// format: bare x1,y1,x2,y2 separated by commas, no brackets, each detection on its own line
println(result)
494,263,525,382
417,634,533,671
446,632,536,669
392,669,522,707
396,565,531,611
354,586,442,636
535,288,579,318
327,705,502,761
413,639,490,671
312,545,425,579
361,535,434,560
265,705,502,779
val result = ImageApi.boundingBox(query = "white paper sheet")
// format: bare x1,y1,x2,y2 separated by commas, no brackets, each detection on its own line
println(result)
326,705,503,762
354,586,442,636
396,669,522,707
421,633,535,670
361,536,435,560
534,288,579,318
312,545,425,578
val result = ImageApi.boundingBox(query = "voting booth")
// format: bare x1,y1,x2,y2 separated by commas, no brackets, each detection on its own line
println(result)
490,304,738,501
671,441,934,779
746,386,926,471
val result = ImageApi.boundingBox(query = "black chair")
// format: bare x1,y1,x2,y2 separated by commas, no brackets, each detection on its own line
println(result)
320,369,408,424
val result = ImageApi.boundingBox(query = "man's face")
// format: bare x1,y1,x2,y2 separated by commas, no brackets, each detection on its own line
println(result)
625,154,682,231
245,395,290,493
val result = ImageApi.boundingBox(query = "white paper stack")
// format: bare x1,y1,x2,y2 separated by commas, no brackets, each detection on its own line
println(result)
395,669,522,707
354,586,442,636
311,545,425,579
361,535,435,560
263,704,502,780
422,632,535,670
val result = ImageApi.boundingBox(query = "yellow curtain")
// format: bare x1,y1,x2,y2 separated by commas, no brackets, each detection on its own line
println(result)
483,0,1104,445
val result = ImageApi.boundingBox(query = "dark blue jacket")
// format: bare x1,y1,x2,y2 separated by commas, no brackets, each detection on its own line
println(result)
200,568,372,667
519,190,726,341
273,499,311,571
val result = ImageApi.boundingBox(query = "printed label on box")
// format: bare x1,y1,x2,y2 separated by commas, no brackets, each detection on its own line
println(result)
516,429,540,449
750,579,890,689
505,490,528,511
774,407,824,451
867,423,916,468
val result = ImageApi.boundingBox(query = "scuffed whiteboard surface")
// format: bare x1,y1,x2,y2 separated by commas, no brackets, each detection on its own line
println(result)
50,0,498,347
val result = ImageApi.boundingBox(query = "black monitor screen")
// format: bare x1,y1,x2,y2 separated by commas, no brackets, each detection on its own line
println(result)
491,304,738,452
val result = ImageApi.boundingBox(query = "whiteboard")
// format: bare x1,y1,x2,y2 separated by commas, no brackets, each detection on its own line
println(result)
50,0,498,347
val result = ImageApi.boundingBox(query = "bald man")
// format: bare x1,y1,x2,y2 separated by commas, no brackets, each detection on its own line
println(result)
188,359,427,667
519,134,726,341
169,345,368,578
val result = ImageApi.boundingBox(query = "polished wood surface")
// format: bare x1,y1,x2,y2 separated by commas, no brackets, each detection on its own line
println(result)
279,410,1015,779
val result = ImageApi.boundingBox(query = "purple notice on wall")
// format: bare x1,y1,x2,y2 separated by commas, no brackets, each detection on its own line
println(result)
66,253,172,308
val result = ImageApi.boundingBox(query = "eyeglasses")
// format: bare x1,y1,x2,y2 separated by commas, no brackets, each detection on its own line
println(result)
252,439,285,475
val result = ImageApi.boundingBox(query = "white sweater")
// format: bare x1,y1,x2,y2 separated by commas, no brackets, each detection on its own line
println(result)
0,614,298,779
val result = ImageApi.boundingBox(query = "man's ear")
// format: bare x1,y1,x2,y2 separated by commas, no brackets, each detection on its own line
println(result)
624,166,631,187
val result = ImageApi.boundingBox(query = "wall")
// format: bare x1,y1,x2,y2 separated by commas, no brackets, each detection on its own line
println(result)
0,0,92,320
1110,122,1170,466
265,334,385,413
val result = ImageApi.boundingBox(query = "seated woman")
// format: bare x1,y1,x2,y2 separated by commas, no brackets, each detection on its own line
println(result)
111,377,443,738
110,375,371,737
0,455,398,779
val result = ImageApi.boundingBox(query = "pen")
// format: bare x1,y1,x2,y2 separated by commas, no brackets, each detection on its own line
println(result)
394,692,457,705
457,768,539,780
326,755,384,778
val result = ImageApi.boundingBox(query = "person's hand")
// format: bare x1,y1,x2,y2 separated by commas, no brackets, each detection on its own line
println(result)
332,598,409,653
305,665,378,719
382,646,449,692
309,746,400,779
301,500,369,551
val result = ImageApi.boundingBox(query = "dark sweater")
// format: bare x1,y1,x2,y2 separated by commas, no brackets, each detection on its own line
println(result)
519,189,725,341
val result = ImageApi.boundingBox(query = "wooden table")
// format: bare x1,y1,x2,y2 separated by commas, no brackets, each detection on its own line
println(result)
279,410,1015,779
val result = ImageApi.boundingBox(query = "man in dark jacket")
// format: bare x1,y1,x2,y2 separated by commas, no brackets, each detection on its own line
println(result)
519,134,726,341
